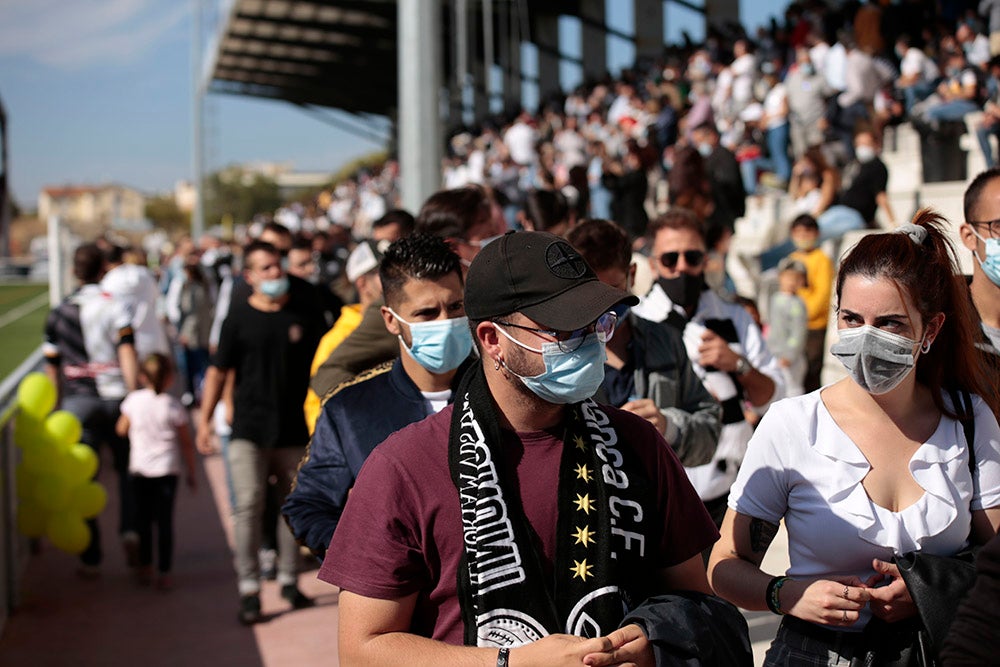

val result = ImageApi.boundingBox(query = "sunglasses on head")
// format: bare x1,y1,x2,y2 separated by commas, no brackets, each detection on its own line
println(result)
659,250,706,269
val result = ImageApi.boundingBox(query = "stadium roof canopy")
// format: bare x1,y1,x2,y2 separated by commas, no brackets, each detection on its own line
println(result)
207,0,400,114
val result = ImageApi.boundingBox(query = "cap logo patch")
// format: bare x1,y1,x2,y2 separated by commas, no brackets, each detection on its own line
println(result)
545,241,587,279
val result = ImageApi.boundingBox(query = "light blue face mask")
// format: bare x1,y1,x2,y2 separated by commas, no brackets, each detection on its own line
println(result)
389,309,473,373
260,276,289,298
970,226,1000,288
494,325,607,404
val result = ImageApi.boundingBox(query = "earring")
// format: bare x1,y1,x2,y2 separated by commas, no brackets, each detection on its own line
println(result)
921,339,932,354
494,358,501,371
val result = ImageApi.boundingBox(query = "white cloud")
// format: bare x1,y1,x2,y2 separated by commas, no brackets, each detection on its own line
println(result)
0,0,189,69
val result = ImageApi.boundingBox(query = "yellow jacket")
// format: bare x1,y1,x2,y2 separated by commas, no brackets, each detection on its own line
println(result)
304,304,364,433
790,247,834,331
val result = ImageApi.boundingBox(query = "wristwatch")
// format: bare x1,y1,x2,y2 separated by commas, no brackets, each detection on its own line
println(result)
734,356,752,376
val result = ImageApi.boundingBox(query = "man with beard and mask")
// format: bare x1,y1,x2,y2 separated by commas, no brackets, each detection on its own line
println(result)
320,231,743,665
634,209,783,531
961,168,1000,366
283,234,475,558
196,240,327,625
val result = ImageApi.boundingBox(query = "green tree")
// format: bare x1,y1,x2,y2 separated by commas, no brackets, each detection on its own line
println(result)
145,195,190,232
204,167,282,229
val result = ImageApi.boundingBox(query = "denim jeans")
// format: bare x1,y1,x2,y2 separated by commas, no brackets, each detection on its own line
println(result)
61,394,134,566
227,440,304,595
766,122,791,183
926,99,980,122
977,122,1000,168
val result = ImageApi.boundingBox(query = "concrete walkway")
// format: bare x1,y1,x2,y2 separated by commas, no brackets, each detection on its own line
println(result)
0,446,787,666
0,451,340,666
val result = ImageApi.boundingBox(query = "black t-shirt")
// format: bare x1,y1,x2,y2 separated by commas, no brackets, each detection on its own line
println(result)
839,158,888,226
213,291,326,447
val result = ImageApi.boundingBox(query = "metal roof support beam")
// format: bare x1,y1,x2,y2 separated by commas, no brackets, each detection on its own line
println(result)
398,0,442,213
533,12,560,104
634,0,664,60
580,0,607,82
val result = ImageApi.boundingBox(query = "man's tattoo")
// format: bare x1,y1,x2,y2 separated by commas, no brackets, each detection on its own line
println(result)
749,518,779,554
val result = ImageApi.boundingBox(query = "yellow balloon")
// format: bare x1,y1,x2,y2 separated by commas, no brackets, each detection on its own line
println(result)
34,474,73,512
13,413,45,450
17,502,48,538
15,464,38,500
58,444,99,486
72,482,108,519
21,437,60,474
47,512,90,554
17,372,57,420
44,411,82,450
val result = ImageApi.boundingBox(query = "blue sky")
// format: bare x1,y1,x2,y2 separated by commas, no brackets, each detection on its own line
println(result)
0,0,785,210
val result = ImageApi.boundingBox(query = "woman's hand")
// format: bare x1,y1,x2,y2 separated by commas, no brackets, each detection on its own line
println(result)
866,559,918,623
782,577,871,627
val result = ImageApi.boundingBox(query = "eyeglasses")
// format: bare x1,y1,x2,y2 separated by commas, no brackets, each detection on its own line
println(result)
493,311,619,353
659,250,706,269
968,217,1000,238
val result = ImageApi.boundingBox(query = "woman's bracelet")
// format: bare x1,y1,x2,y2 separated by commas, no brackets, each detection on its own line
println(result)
765,575,791,615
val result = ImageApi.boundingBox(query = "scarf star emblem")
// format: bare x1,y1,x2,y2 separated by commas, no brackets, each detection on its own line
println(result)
574,434,587,451
573,525,595,547
574,493,593,514
574,463,592,482
571,559,593,580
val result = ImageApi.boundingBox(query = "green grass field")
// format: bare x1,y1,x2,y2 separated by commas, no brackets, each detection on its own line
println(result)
0,283,49,383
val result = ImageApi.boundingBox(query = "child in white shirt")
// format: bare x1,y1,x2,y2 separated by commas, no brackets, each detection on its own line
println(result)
116,353,196,589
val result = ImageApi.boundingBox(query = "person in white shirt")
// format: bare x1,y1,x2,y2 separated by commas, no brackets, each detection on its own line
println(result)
634,209,784,530
709,211,1000,665
116,353,197,590
894,34,940,112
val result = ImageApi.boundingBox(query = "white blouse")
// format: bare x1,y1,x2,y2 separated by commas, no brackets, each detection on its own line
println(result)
729,390,1000,626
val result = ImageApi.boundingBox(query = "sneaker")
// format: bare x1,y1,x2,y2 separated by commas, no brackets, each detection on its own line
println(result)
122,532,140,568
259,548,277,581
280,584,314,609
238,594,261,625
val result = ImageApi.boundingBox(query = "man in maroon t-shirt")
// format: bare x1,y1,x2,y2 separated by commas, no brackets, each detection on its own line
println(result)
321,231,719,665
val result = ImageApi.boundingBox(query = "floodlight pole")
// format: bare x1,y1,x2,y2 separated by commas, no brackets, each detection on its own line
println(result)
398,0,443,214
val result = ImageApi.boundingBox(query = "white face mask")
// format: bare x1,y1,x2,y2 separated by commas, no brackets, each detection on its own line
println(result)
830,325,922,395
855,145,877,163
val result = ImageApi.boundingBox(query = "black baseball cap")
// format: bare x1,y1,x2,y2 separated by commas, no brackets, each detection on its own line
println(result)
464,231,638,330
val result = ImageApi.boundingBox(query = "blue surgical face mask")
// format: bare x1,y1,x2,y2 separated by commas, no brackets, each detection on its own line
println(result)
697,142,713,158
389,309,473,373
494,326,607,404
970,226,1000,287
260,276,289,298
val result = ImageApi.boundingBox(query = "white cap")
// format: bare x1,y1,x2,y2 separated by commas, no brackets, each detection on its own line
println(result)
345,240,384,282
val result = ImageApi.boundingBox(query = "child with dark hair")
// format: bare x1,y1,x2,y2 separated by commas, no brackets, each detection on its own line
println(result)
788,214,834,392
116,353,197,590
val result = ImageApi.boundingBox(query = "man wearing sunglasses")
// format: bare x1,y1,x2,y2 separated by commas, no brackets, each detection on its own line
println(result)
634,209,783,530
567,218,722,468
320,231,724,665
961,168,1000,364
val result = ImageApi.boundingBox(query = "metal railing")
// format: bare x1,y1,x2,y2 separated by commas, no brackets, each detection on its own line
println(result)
0,346,44,636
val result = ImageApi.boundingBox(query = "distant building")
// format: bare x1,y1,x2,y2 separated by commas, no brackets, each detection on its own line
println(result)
38,184,147,233
174,180,197,213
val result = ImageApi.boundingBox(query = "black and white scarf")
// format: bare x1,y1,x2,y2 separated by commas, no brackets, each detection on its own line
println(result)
448,364,653,647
